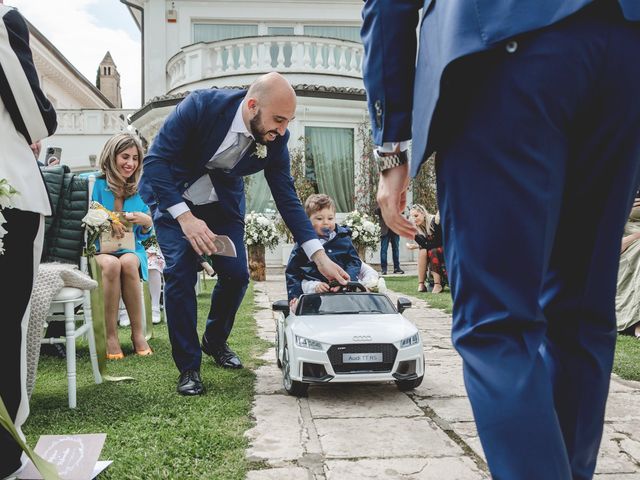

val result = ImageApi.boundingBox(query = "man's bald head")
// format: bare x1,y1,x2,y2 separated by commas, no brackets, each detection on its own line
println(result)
244,72,297,144
247,72,296,108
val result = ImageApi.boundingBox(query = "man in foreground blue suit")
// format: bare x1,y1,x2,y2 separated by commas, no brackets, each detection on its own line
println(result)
141,73,348,396
362,1,640,478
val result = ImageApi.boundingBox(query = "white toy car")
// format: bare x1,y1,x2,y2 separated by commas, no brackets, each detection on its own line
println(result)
272,282,425,396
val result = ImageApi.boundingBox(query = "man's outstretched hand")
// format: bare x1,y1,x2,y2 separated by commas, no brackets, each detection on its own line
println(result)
377,162,418,239
177,211,218,256
312,250,349,286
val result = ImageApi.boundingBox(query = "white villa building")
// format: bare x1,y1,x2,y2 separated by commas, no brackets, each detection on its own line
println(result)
123,0,416,266
29,21,135,171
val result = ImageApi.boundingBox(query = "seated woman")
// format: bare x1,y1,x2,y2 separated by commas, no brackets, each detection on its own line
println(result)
616,194,640,337
406,204,446,293
92,133,153,359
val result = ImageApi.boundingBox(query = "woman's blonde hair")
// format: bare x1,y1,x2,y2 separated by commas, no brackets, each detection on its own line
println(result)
410,204,438,236
98,133,144,198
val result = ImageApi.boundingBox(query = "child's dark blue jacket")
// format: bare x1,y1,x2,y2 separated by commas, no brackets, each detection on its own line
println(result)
285,224,362,301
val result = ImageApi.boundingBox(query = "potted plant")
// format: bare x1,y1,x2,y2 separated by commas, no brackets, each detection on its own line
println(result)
245,211,280,281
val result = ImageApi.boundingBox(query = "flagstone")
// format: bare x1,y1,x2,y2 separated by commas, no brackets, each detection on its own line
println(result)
325,457,488,479
307,384,423,418
246,467,311,480
315,417,460,459
245,395,305,464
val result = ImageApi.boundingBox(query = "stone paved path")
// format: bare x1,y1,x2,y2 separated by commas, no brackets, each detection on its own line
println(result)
246,275,640,479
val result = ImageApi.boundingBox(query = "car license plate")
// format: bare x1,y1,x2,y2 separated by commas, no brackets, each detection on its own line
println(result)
342,352,383,363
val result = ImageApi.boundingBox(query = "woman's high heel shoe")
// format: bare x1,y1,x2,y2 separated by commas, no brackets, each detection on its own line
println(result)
106,352,124,360
432,283,443,294
418,282,427,292
135,347,153,356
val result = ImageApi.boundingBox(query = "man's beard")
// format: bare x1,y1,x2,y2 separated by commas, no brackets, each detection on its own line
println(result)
250,110,278,144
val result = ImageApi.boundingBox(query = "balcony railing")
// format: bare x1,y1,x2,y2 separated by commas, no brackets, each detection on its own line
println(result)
56,109,135,135
167,35,363,90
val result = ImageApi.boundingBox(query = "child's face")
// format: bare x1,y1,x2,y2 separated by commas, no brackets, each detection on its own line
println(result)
310,207,336,237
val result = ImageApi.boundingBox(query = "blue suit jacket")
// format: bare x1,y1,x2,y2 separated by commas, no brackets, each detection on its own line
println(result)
140,89,317,245
361,0,640,177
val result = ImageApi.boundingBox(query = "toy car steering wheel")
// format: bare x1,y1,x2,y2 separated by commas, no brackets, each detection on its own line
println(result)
328,280,367,292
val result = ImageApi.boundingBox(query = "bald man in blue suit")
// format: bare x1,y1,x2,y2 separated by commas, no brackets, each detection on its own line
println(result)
141,73,348,396
362,1,640,478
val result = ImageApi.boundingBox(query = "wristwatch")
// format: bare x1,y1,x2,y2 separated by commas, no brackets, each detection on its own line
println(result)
374,149,408,172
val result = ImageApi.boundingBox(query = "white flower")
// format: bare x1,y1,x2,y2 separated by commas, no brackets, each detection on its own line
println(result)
254,143,268,159
82,208,110,229
363,221,376,233
0,179,18,255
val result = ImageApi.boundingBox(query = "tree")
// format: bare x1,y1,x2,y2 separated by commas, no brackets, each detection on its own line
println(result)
411,152,438,213
289,136,316,207
355,120,378,217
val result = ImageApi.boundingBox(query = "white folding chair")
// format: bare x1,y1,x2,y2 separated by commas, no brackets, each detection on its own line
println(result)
42,276,102,409
41,175,102,409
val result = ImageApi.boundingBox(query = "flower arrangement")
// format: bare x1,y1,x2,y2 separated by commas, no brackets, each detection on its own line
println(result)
0,179,18,255
342,210,381,250
81,201,118,256
244,211,279,250
253,143,267,159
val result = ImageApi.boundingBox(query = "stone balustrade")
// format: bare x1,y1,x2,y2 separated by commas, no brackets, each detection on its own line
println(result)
55,109,135,135
167,35,363,90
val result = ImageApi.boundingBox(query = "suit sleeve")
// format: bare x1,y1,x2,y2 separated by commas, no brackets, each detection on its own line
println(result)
141,92,200,211
264,132,317,245
361,0,422,145
0,8,56,145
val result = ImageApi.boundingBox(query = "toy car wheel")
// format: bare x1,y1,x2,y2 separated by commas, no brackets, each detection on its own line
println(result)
282,341,308,397
395,375,424,391
275,328,282,369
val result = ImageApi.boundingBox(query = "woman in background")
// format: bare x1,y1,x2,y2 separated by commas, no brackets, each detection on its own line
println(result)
407,204,446,293
617,192,640,337
93,133,153,358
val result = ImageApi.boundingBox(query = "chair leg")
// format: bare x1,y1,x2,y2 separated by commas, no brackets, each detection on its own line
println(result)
85,309,102,385
64,301,77,409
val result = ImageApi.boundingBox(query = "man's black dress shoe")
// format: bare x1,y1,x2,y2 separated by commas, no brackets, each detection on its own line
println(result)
394,269,405,274
202,335,243,369
177,369,204,396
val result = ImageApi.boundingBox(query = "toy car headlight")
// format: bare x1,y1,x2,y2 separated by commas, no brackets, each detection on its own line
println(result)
295,335,323,350
400,333,419,349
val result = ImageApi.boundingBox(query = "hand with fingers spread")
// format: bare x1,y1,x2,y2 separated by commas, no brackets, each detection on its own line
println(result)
176,211,218,256
377,162,417,240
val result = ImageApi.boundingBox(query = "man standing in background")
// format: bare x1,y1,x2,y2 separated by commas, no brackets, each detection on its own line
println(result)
0,2,57,477
375,206,402,275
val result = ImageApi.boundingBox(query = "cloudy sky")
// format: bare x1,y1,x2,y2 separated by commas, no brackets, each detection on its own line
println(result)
8,0,141,108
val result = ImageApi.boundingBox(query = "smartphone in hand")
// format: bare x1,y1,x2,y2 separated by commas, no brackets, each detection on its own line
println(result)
45,147,62,165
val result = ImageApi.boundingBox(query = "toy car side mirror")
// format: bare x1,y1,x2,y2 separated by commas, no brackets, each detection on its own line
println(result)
397,297,412,313
272,299,290,316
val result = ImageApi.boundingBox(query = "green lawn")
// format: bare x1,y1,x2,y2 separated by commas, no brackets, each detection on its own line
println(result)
24,280,269,479
385,275,640,382
384,275,453,313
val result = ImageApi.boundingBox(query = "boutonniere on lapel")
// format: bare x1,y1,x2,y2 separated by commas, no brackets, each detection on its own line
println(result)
253,143,267,159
